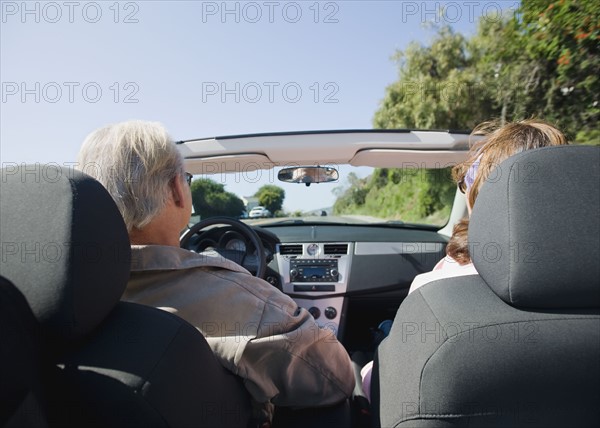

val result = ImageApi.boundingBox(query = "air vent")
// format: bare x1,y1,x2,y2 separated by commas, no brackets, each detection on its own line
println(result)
279,244,302,255
324,244,348,255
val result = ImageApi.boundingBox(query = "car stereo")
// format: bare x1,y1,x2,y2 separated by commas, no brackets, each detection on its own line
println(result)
289,259,339,282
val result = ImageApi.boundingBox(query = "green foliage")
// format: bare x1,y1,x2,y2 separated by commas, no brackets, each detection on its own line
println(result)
576,129,600,146
467,12,529,124
374,2,599,138
254,185,285,213
190,178,245,218
517,0,600,138
373,25,495,130
333,168,455,225
351,2,598,225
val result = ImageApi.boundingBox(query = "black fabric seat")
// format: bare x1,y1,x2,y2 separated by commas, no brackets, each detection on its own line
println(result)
374,146,600,427
0,165,251,427
0,276,48,428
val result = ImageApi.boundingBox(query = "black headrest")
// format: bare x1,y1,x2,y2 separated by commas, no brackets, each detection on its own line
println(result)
0,165,131,340
470,145,600,308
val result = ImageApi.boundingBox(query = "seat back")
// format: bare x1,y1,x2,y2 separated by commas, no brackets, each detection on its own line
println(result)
0,165,251,427
0,276,48,428
374,146,600,427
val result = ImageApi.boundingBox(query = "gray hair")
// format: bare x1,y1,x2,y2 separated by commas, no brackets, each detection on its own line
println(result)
77,120,184,232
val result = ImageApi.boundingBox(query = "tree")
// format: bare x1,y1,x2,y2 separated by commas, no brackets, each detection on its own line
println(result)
190,178,245,218
332,172,368,215
374,3,599,142
517,0,599,142
337,2,599,226
333,167,454,225
373,25,494,131
254,185,285,214
467,12,528,125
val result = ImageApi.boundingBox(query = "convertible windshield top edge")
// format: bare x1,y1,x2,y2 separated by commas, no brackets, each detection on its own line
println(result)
175,128,473,145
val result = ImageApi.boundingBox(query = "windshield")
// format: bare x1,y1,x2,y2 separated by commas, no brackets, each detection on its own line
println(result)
189,165,455,228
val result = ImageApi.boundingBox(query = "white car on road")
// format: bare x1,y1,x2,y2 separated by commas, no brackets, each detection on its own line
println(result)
248,206,271,218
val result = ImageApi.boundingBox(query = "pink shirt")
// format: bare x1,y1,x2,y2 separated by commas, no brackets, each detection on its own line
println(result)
408,256,478,294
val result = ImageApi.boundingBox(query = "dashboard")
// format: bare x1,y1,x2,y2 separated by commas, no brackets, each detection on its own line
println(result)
186,222,448,349
260,224,447,347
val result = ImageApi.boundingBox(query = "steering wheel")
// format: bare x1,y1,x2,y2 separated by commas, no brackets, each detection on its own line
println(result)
180,216,266,278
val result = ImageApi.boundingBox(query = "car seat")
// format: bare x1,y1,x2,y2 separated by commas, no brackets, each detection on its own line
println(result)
373,146,600,427
0,165,251,427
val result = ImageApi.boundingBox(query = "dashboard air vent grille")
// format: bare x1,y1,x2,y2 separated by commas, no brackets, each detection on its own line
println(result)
279,244,303,255
324,244,348,255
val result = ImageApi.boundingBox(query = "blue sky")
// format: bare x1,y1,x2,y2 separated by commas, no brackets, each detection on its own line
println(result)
1,1,519,211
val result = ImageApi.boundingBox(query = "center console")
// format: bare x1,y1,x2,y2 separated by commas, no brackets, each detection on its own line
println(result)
276,242,352,337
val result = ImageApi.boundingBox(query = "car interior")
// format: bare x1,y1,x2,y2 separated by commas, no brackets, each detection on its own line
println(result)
1,132,599,428
178,130,477,352
373,145,600,427
0,167,251,428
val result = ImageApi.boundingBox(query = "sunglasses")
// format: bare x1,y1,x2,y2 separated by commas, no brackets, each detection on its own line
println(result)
184,172,193,186
457,178,467,194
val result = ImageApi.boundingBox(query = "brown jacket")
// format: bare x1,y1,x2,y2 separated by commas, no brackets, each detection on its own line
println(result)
123,245,354,408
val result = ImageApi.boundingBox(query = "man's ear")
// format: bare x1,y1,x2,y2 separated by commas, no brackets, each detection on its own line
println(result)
171,175,186,207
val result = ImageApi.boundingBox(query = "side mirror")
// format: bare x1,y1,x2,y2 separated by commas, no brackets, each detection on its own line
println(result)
278,166,339,187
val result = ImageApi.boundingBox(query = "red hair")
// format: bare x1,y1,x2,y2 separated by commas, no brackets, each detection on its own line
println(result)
447,119,569,264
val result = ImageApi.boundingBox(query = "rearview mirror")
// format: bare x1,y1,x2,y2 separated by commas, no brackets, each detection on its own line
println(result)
278,166,339,187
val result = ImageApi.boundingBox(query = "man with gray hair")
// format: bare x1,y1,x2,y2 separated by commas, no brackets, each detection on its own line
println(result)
77,120,354,422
